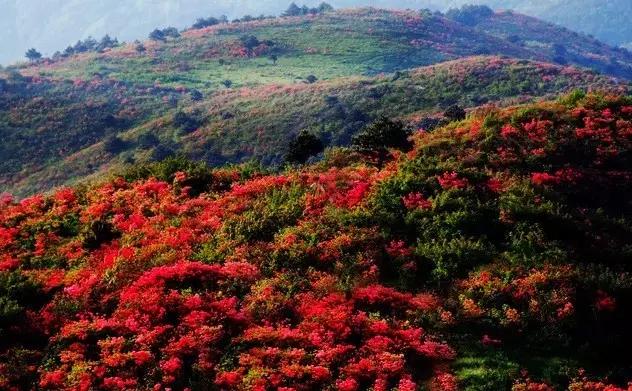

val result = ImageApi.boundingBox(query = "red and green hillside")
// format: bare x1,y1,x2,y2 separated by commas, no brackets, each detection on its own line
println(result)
1,56,628,197
17,8,632,87
3,7,632,197
1,92,632,390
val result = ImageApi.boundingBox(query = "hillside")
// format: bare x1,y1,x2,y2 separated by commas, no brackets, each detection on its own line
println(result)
440,0,632,49
1,92,632,390
3,7,632,197
17,8,632,87
3,1,632,66
472,10,632,78
2,56,628,196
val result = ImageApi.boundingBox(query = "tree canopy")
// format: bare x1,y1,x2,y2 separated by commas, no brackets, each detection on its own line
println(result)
446,5,494,26
283,2,334,17
285,130,324,164
25,48,42,62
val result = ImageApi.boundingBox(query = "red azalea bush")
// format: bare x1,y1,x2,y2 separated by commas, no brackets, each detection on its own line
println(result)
2,93,632,389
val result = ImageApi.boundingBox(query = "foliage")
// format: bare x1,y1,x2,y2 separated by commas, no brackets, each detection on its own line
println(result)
352,117,412,166
444,105,467,121
285,130,325,164
2,54,627,197
191,16,225,30
283,2,334,17
149,27,180,41
57,35,119,58
1,94,632,389
103,135,128,154
305,74,318,84
446,5,495,26
173,110,203,133
24,48,42,62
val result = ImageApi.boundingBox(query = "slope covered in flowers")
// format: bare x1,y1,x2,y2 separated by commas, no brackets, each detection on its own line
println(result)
1,92,632,390
1,56,627,197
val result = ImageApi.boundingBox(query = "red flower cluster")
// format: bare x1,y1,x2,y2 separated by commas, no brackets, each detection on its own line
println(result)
402,192,433,210
0,165,455,390
437,172,469,190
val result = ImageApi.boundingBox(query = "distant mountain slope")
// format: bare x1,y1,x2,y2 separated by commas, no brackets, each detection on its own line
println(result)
473,10,632,77
2,56,627,196
177,56,628,165
17,8,632,87
3,8,632,197
0,76,185,185
441,0,632,48
3,1,632,65
0,0,289,65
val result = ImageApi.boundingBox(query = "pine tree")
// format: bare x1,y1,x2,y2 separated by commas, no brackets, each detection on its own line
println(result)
25,48,42,62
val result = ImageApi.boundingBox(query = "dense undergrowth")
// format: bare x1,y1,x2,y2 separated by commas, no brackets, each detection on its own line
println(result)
0,73,188,187
1,92,631,390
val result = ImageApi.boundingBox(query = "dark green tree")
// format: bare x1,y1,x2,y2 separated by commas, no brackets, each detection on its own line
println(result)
444,105,467,121
162,27,180,39
240,35,260,51
318,2,334,12
25,48,42,62
192,17,220,29
173,111,203,133
149,29,165,41
137,133,160,150
305,75,318,84
190,89,204,101
63,46,75,57
286,130,324,164
352,117,412,167
446,5,493,26
103,135,128,154
97,35,118,52
149,27,179,41
283,2,302,16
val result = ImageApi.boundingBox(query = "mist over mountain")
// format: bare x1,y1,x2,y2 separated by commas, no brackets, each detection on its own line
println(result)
2,0,631,65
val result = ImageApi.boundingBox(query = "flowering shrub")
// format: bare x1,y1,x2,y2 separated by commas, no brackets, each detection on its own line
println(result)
1,93,632,389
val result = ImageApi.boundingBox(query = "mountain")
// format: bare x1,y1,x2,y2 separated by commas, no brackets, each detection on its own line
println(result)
2,56,626,196
1,92,632,390
440,0,632,48
17,7,632,84
2,8,631,196
2,1,632,66
0,0,282,65
3,2,632,389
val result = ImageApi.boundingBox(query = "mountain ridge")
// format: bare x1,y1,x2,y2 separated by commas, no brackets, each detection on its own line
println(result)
3,1,632,65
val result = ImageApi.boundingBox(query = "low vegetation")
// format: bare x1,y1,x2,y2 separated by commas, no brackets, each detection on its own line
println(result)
1,93,631,390
1,56,627,196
